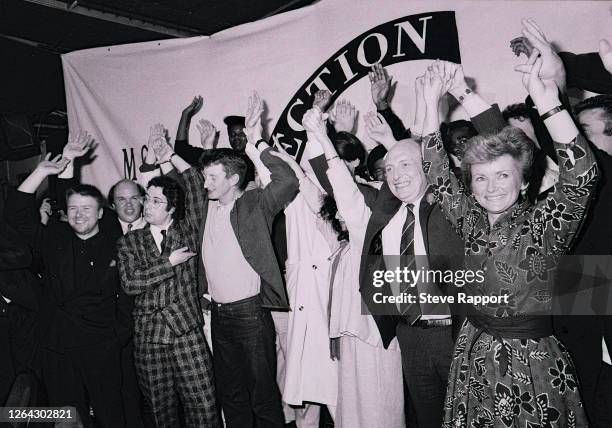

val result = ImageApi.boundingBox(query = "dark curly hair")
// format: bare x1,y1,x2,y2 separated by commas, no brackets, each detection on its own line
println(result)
574,95,612,137
147,176,185,221
502,103,532,122
198,148,248,190
319,194,348,242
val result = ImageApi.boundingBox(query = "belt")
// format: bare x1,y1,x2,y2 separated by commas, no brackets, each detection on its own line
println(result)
413,318,452,328
398,316,452,327
467,310,553,377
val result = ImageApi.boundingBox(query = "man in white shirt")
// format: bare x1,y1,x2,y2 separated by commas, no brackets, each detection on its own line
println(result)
354,140,464,428
108,180,147,233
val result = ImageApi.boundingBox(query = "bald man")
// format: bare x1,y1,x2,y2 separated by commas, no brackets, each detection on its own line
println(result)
354,139,464,427
109,180,147,233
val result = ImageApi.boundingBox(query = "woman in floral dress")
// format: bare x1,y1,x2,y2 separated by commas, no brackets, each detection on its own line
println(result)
419,57,596,427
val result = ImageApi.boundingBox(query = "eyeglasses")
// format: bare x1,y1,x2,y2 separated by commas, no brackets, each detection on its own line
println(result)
143,195,168,207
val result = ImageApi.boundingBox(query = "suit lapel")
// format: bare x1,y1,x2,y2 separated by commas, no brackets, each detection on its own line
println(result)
364,182,402,253
142,226,161,258
419,188,436,253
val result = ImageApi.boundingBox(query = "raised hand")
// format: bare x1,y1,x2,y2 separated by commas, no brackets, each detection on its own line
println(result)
422,68,446,107
430,60,455,94
181,95,203,118
369,63,392,110
329,99,357,133
600,39,612,75
36,153,70,176
196,119,217,149
63,130,94,161
244,91,264,143
514,19,566,90
522,56,560,113
245,91,264,129
313,90,332,112
168,247,196,266
148,123,172,162
302,108,327,135
364,111,394,147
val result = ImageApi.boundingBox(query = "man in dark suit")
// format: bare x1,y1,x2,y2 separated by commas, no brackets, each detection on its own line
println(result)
553,94,612,428
354,142,464,428
4,150,130,427
117,175,219,427
301,106,464,428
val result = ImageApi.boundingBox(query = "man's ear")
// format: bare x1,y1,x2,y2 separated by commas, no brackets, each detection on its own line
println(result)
168,206,176,217
229,173,240,187
98,208,104,219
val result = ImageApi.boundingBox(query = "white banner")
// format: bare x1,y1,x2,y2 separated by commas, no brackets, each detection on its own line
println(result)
62,0,612,195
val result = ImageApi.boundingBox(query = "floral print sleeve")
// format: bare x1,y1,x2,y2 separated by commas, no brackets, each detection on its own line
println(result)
530,133,598,254
422,131,472,238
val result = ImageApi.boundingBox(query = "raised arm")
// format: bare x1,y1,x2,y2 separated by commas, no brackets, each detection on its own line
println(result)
421,67,471,234
243,91,272,187
5,154,70,243
521,56,598,251
303,109,371,231
364,111,396,150
329,99,357,134
268,144,323,215
174,96,207,166
369,63,410,139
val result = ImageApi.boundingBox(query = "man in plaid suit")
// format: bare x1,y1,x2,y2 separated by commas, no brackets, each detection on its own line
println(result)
152,94,298,426
117,175,219,427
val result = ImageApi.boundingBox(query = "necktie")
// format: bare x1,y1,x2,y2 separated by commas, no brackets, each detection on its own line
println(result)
160,229,167,254
128,223,133,232
400,204,450,319
399,205,420,318
400,204,415,256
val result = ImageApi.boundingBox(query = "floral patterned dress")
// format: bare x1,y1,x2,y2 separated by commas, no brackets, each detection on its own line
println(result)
422,130,598,427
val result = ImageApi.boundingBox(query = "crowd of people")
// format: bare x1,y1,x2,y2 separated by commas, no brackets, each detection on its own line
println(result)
1,17,612,428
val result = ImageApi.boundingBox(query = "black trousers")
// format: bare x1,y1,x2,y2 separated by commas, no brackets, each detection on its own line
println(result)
592,362,612,428
41,340,125,428
396,323,453,428
211,294,284,428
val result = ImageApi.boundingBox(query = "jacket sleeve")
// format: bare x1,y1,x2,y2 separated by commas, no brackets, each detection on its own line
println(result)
470,104,506,134
378,106,411,140
258,147,299,219
180,167,208,227
175,139,205,167
4,189,42,247
422,131,472,237
117,235,175,295
559,51,612,94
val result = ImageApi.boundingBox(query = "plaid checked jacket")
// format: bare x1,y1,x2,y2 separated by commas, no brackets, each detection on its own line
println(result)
117,215,203,344
180,147,299,310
